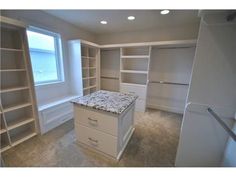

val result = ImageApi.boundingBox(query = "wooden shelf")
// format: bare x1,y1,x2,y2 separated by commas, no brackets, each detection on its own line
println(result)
0,69,26,72
11,132,37,146
8,118,35,131
121,55,149,59
82,56,96,59
82,67,96,70
3,103,32,113
0,129,7,134
121,82,147,87
0,47,23,52
0,145,11,153
101,76,119,80
83,76,96,80
121,70,148,74
0,86,29,93
83,85,96,90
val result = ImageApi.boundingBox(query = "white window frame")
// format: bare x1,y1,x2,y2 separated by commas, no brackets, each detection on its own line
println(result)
27,26,64,86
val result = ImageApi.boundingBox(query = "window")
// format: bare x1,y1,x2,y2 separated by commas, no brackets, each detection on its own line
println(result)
27,27,64,85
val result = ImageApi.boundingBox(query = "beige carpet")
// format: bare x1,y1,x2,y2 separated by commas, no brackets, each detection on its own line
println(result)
2,109,182,167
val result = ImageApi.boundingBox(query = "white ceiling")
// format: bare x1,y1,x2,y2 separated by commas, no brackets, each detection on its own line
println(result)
45,10,200,34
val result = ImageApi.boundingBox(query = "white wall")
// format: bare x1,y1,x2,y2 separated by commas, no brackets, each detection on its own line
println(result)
147,47,195,113
96,23,199,44
175,13,236,167
1,10,97,105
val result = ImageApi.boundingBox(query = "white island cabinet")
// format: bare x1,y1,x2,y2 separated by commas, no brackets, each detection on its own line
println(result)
72,90,137,160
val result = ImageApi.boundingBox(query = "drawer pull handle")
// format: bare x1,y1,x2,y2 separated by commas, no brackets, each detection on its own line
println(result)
88,137,98,144
88,117,98,122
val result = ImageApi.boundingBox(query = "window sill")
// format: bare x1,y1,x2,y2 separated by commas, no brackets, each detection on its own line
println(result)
35,81,65,87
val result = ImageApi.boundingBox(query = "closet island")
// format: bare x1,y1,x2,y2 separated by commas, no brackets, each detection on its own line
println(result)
72,90,137,160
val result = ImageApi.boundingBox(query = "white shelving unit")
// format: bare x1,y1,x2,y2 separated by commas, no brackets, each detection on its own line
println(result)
0,16,38,153
81,44,99,95
70,39,197,113
120,46,151,112
68,40,100,96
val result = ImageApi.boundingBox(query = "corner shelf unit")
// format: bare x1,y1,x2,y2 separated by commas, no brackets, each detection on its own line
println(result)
70,39,197,113
120,46,151,112
68,40,100,97
0,16,38,153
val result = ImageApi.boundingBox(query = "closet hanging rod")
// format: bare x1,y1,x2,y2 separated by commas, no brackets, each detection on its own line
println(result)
101,76,119,80
207,107,236,141
153,46,194,49
148,81,189,86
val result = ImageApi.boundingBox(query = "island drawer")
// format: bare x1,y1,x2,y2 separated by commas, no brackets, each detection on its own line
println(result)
74,106,118,136
75,124,118,157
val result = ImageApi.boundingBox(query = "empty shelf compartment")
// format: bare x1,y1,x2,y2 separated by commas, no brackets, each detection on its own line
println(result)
122,46,150,56
82,58,89,67
0,114,7,134
89,59,96,67
1,28,22,50
90,87,97,94
83,89,90,96
1,50,25,70
1,89,31,112
81,46,88,57
0,132,10,150
121,73,147,85
89,78,96,86
9,122,36,146
4,106,34,130
89,48,96,57
89,69,96,77
83,79,89,88
1,71,28,90
122,57,149,71
82,69,89,78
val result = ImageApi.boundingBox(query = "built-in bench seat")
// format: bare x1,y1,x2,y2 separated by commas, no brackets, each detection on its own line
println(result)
38,95,79,134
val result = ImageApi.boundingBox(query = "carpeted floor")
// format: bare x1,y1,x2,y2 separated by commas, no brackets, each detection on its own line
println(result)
2,109,182,167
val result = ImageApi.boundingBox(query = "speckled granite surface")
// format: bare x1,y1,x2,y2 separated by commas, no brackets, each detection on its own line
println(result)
71,90,137,114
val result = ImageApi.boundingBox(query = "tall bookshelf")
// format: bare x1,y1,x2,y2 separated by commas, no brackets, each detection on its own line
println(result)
68,40,100,96
81,45,99,95
120,46,151,112
0,16,38,153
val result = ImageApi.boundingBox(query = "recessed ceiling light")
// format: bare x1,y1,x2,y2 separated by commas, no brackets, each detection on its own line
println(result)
160,10,170,15
128,16,135,20
100,20,107,24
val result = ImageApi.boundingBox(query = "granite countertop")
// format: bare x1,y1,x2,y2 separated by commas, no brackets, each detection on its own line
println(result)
71,90,138,114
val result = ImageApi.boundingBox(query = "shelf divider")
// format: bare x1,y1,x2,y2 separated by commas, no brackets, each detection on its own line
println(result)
3,103,32,113
0,47,23,52
0,86,29,93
